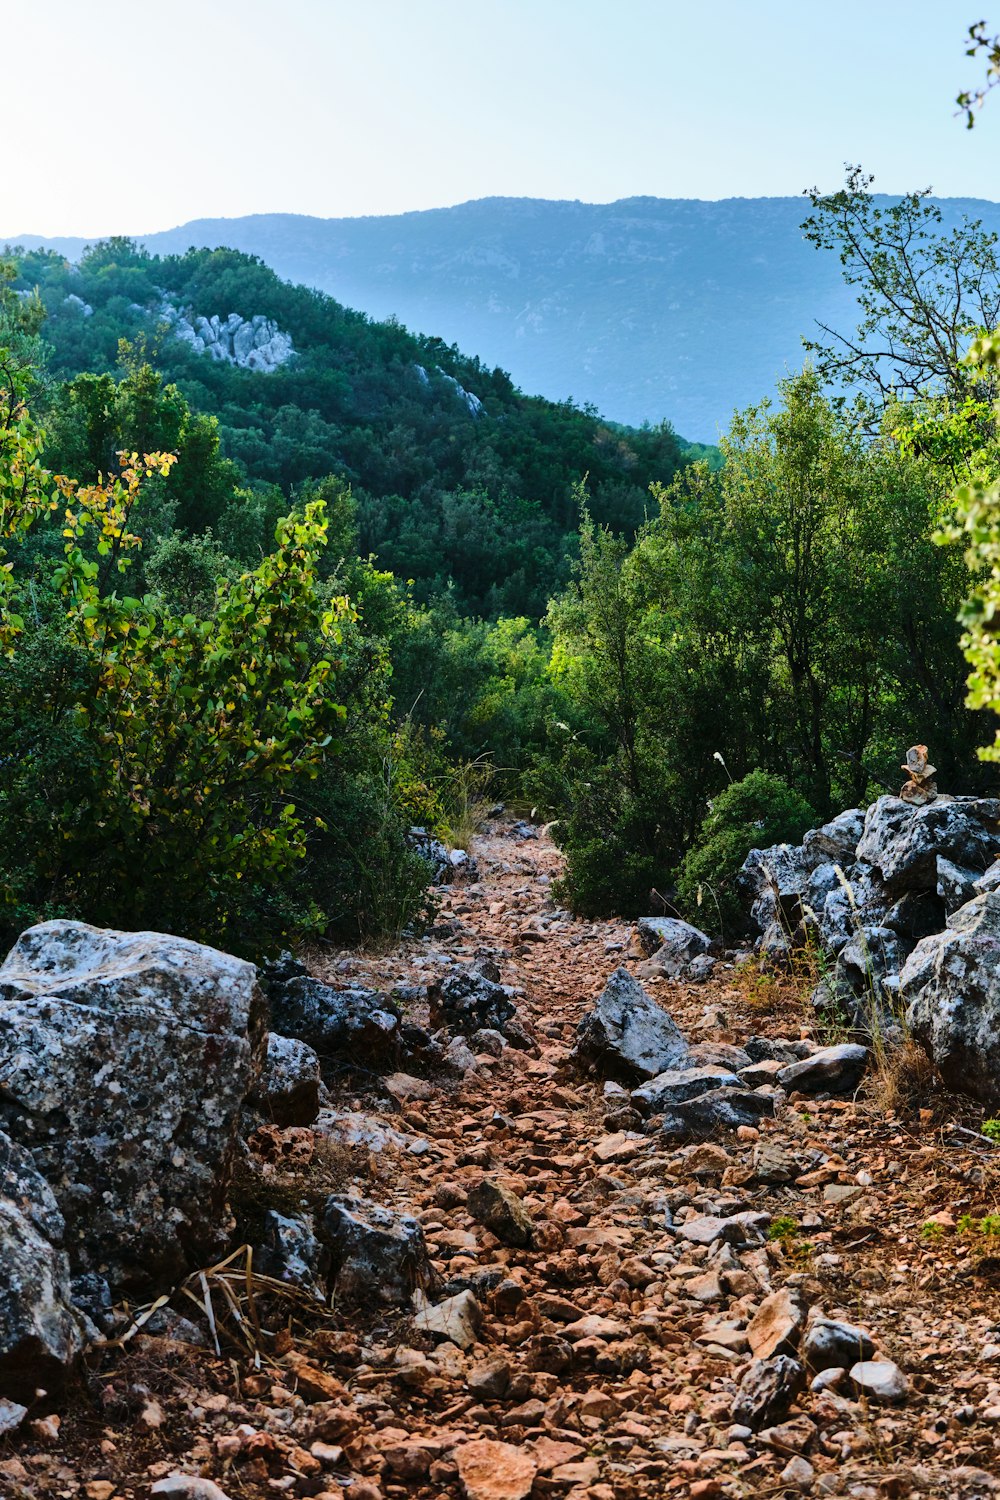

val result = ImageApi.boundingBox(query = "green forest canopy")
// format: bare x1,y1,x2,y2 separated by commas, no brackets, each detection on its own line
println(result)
5,238,696,618
3,177,1000,953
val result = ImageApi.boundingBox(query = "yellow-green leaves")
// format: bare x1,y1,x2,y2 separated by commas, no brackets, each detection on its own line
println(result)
0,357,351,949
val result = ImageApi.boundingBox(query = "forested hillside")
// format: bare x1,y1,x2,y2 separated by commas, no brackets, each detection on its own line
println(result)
3,175,1000,963
5,239,692,617
13,193,1000,438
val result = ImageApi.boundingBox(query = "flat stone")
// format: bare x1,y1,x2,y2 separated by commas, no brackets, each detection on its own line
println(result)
698,1321,750,1354
678,1214,732,1245
454,1438,537,1500
151,1481,234,1500
780,1455,815,1490
534,1293,584,1322
632,1065,741,1112
684,1143,732,1178
739,1059,786,1087
660,1087,777,1137
412,1290,481,1350
747,1288,804,1359
823,1183,865,1205
467,1357,511,1399
686,1041,753,1071
777,1043,868,1095
752,1141,799,1184
562,1313,628,1342
530,1436,585,1473
384,1072,439,1101
678,1212,769,1248
688,1270,725,1303
593,1130,646,1161
551,1459,601,1485
849,1358,908,1403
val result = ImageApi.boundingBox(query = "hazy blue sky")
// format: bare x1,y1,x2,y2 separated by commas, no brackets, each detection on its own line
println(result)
6,0,1000,235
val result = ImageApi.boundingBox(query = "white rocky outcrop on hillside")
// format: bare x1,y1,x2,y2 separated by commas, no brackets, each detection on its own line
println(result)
413,363,483,415
159,300,294,371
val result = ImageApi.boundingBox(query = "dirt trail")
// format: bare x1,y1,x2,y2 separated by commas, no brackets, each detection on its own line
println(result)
8,820,1000,1500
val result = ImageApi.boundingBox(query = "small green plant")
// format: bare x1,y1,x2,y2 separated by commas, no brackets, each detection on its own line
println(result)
957,1212,1000,1245
766,1215,813,1267
811,944,853,1045
920,1220,946,1241
981,1119,1000,1143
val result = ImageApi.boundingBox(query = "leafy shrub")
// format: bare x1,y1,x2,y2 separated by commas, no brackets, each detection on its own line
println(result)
0,356,350,956
676,770,816,937
552,765,675,917
300,765,435,949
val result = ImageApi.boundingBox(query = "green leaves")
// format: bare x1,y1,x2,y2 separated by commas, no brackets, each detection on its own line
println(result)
0,364,351,952
938,328,1000,762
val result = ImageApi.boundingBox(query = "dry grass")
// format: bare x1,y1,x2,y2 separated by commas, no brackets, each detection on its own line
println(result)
229,1130,364,1243
440,754,495,851
732,946,822,1032
873,1036,938,1117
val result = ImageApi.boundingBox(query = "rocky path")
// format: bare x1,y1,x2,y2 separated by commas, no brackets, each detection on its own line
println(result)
7,820,1000,1500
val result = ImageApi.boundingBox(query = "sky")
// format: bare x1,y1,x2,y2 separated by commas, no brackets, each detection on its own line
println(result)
5,0,1000,236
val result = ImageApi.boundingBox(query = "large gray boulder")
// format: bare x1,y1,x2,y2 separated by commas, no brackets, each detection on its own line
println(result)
856,796,1000,897
253,1209,327,1299
268,973,402,1069
248,1033,322,1127
801,809,865,867
0,921,266,1292
0,1130,83,1399
570,968,688,1082
636,917,711,974
903,891,1000,1103
321,1193,436,1306
777,1043,868,1095
428,956,517,1038
803,1317,875,1372
738,844,810,934
637,918,714,981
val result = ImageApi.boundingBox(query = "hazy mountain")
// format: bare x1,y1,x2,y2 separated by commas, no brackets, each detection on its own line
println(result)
10,195,1000,441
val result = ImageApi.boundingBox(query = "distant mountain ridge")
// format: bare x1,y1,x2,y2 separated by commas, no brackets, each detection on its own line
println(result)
10,194,1000,440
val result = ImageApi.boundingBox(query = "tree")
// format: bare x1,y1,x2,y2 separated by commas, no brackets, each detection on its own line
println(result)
958,20,1000,125
542,373,990,918
937,328,1000,761
0,351,349,953
802,168,1000,418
